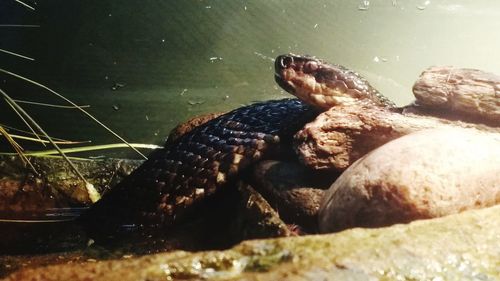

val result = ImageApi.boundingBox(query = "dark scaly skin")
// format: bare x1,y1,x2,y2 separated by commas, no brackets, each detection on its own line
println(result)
83,54,393,230
82,99,319,229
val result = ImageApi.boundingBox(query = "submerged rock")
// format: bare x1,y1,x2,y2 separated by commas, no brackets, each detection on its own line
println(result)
6,204,500,280
319,127,500,233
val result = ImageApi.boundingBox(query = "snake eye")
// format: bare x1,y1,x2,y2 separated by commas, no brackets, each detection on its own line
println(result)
304,61,319,73
279,55,294,68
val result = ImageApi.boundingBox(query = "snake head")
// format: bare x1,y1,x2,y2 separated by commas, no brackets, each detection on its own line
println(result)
275,54,394,109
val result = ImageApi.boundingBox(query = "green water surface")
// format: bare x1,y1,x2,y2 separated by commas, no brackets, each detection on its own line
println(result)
2,0,500,157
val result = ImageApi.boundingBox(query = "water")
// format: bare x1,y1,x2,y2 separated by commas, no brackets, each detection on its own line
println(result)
2,0,500,156
1,0,500,276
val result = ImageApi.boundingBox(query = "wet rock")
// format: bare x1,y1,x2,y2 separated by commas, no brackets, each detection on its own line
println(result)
295,103,500,171
412,66,500,125
252,160,337,232
0,156,143,214
6,204,500,280
235,182,293,239
319,127,500,233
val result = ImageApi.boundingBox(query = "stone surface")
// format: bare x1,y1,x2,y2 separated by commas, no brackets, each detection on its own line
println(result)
412,66,500,125
252,160,337,232
5,204,500,281
295,103,500,171
0,156,143,215
319,127,500,233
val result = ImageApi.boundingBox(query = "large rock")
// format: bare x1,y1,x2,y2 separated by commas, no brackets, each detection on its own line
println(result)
412,66,500,125
5,205,500,280
294,103,499,171
252,160,337,232
319,127,500,233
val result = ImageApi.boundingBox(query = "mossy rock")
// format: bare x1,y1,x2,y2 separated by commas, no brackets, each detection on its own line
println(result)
6,204,500,280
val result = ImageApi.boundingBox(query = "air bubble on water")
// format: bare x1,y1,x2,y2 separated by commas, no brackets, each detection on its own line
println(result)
108,13,112,17
358,0,370,10
223,95,230,100
112,104,120,111
180,88,188,96
313,23,319,29
145,115,149,121
244,6,247,10
188,100,205,106
417,0,430,10
205,6,211,9
373,56,380,63
209,56,223,63
161,38,165,43
111,82,125,91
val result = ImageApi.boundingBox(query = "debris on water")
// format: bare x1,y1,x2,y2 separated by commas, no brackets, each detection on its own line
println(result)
313,23,319,29
104,75,109,80
223,95,230,100
254,52,274,61
111,82,125,91
373,56,380,63
205,6,211,9
188,100,205,106
145,115,149,121
112,104,120,111
180,88,188,96
209,56,223,63
358,0,370,10
417,0,430,10
392,0,398,6
244,6,247,10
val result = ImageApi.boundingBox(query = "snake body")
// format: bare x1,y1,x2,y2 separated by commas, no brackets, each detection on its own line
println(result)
82,54,394,229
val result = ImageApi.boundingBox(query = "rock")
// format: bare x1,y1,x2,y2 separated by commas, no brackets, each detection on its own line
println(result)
0,156,143,214
295,103,500,171
252,160,337,232
6,205,500,280
412,66,500,125
318,127,500,233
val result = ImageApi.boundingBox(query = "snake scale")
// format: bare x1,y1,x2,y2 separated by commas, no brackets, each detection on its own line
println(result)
82,54,395,230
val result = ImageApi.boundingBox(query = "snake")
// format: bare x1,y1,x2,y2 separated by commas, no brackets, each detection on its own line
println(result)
81,54,395,231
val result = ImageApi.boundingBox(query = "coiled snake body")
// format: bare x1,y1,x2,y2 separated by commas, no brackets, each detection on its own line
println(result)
83,55,394,229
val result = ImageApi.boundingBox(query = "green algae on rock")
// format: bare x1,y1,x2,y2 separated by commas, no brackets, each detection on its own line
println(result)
6,204,500,281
